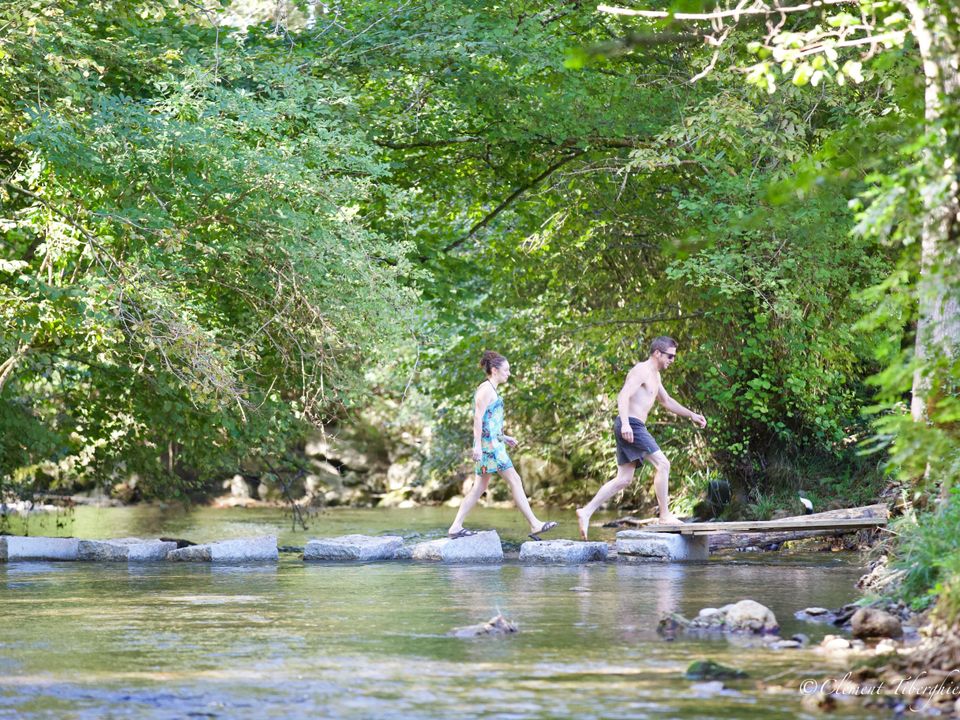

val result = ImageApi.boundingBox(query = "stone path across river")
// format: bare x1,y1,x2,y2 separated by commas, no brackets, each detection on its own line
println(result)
1,530,708,564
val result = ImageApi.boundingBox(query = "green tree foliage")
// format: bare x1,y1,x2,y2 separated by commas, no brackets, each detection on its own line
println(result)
316,1,902,500
0,0,416,494
591,0,958,619
2,0,945,515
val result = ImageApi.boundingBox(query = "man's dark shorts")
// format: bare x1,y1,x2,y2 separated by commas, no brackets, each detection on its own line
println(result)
613,416,661,467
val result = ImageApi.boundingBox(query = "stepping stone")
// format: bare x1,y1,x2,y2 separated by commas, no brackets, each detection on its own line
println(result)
166,535,278,562
0,536,80,562
519,539,608,563
304,535,405,561
78,538,177,562
410,530,503,563
166,544,212,562
616,530,709,561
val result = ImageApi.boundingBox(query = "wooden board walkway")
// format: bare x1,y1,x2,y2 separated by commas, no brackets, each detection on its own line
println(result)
641,516,887,536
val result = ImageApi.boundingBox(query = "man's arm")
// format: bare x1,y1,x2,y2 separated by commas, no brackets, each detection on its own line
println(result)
657,385,707,428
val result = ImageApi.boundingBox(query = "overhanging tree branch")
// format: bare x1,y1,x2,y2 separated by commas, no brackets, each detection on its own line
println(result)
442,150,585,253
598,0,857,20
598,0,906,88
377,135,651,151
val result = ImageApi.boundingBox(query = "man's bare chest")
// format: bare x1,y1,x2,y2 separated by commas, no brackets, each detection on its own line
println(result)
632,379,658,405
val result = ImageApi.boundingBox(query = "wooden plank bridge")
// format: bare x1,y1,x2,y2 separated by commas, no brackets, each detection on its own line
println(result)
611,503,889,558
613,502,889,535
641,515,888,536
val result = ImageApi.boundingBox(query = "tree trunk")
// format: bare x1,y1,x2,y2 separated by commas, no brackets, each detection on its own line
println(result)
905,2,960,497
907,0,960,426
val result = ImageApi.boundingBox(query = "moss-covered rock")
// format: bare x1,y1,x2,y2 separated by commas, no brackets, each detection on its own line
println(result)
685,660,748,680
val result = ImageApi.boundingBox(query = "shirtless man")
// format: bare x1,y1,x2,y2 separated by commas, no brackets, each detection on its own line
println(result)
576,336,707,540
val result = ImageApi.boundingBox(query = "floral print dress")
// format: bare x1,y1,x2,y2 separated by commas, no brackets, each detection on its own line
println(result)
475,391,513,476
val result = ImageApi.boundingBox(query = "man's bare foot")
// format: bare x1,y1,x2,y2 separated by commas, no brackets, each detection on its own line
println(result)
658,512,683,525
575,508,590,540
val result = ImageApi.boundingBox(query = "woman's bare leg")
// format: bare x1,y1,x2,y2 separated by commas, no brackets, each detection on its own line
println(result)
447,474,491,535
499,466,544,532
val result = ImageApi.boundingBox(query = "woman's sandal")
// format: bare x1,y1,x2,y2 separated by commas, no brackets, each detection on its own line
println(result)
528,521,559,541
448,528,479,540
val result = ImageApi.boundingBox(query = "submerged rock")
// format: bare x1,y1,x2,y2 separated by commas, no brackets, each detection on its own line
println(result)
685,600,779,634
720,599,779,634
688,681,727,697
657,613,692,640
831,603,860,628
801,691,837,713
659,600,779,639
685,660,747,680
820,634,853,652
450,613,518,638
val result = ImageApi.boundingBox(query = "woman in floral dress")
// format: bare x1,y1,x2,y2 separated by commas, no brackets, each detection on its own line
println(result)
446,351,558,540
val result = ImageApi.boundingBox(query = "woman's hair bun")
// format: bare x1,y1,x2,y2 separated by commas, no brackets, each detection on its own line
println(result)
479,350,506,375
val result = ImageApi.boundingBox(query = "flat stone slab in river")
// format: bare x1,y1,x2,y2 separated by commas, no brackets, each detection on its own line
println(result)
616,530,709,561
166,535,278,562
0,536,80,562
519,539,608,563
410,530,503,563
304,534,405,561
78,538,177,562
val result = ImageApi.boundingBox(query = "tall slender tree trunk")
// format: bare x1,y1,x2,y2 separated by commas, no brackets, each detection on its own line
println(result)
905,1,960,494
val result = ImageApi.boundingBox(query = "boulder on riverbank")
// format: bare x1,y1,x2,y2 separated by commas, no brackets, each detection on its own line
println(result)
166,535,278,562
450,613,518,638
304,534,405,561
796,600,913,639
851,607,903,639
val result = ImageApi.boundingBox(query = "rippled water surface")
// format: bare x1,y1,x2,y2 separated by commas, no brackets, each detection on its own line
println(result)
1,506,876,719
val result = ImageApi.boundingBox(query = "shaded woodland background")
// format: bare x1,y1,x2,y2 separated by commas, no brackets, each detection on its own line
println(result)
2,1,956,532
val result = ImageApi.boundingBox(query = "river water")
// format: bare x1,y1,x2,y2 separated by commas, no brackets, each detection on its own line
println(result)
0,506,877,719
